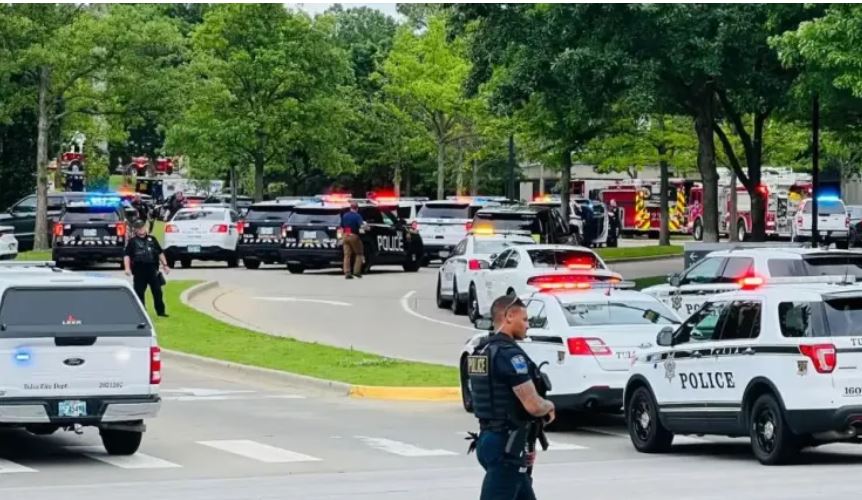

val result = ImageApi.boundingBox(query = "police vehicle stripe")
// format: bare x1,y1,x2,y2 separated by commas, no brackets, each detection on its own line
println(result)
644,345,800,363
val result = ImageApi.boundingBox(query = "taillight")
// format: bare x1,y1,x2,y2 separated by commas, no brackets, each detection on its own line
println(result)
211,224,229,233
115,223,127,237
567,337,612,356
165,224,179,233
465,221,473,232
150,346,162,384
237,220,245,234
52,222,64,237
799,344,836,374
468,259,483,270
337,227,344,239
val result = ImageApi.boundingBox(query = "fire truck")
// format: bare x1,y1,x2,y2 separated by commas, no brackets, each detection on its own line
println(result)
598,179,694,235
130,156,175,176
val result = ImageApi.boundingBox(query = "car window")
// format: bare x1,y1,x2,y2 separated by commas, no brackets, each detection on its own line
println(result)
417,204,470,219
681,257,725,285
474,212,542,234
473,239,530,255
503,250,521,269
288,209,342,226
525,299,547,329
562,300,679,326
397,206,413,219
803,199,845,215
453,239,467,257
527,249,600,269
778,302,822,338
674,301,731,343
359,207,383,224
490,249,511,269
769,256,862,279
815,296,862,337
63,207,121,223
720,257,754,282
714,301,761,340
245,206,294,222
13,196,36,213
230,211,240,222
172,210,226,222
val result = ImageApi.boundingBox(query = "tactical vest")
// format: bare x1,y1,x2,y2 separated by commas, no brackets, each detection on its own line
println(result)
468,335,531,430
131,237,156,265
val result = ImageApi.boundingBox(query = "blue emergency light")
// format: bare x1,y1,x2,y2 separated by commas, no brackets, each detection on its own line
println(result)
817,195,841,202
85,195,122,208
13,348,32,366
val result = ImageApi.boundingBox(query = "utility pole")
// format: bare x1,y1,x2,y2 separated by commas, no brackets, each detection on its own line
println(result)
812,94,820,248
507,133,515,199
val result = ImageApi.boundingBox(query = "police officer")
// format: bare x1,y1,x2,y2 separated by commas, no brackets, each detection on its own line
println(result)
607,198,620,246
468,295,556,500
341,201,366,279
124,219,170,317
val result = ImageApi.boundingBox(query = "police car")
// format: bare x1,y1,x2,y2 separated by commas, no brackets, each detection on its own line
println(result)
164,206,241,268
436,232,535,314
471,205,576,246
237,201,297,269
528,195,585,245
625,275,862,464
0,226,18,260
414,198,498,262
51,197,128,269
644,247,862,319
0,261,161,455
279,201,423,274
460,283,680,414
466,244,621,322
791,196,851,248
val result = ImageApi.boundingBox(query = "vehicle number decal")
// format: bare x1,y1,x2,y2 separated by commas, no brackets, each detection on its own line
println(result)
844,386,862,397
377,234,404,252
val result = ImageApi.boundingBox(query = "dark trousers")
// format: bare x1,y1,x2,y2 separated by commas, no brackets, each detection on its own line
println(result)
476,431,536,500
133,267,165,315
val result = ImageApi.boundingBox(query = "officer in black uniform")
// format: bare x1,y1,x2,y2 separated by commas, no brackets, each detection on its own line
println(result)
124,219,170,317
467,295,556,500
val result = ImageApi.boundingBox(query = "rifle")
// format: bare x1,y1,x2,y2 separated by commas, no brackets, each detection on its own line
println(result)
527,362,552,476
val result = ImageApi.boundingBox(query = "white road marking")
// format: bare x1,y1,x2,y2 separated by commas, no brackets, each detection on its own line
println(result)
400,290,483,332
253,296,352,307
198,440,321,463
162,394,305,402
356,436,457,457
0,458,36,474
161,388,256,397
545,440,588,451
67,447,181,469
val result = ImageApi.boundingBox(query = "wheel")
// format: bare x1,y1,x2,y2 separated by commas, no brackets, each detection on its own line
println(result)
467,284,481,323
627,386,673,453
287,264,305,274
100,429,143,456
836,239,850,250
244,259,261,270
180,258,192,268
460,357,474,413
737,220,747,242
403,251,420,272
166,257,176,269
693,219,703,241
749,394,798,465
451,280,467,315
436,276,452,309
227,256,239,268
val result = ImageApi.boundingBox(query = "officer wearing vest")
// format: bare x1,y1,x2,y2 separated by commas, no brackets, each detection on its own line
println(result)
124,219,170,317
468,295,556,500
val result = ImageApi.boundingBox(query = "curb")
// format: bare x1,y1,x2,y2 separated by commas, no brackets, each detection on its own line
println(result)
174,280,460,403
604,254,683,264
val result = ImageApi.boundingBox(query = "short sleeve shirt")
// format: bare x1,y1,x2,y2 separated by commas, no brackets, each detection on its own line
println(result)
492,342,533,389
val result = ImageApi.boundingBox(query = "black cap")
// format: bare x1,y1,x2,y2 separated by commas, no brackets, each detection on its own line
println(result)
132,219,147,230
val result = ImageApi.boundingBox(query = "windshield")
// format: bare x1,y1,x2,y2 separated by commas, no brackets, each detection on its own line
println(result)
474,239,530,255
475,213,540,233
561,301,679,326
528,249,601,269
779,297,862,337
417,204,470,220
63,208,120,222
289,209,342,225
768,256,862,279
245,207,294,222
173,210,225,221
803,200,845,215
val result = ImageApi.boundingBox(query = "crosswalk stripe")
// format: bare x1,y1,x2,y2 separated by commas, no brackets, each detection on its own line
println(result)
67,447,182,469
544,440,588,451
198,440,321,463
0,458,37,474
356,436,457,457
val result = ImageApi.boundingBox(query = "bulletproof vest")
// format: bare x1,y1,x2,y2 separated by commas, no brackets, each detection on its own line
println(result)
468,335,531,430
131,237,156,264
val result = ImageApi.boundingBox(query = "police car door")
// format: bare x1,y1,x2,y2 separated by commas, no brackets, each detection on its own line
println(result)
440,238,468,296
519,297,572,397
665,256,733,318
483,249,514,306
706,299,763,413
490,249,522,301
363,207,405,264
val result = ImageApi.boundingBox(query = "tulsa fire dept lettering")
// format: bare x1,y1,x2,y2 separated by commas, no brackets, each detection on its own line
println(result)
679,371,735,390
377,234,404,252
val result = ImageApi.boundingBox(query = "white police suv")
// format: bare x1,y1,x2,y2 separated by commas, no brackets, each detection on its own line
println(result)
643,248,862,318
460,283,680,415
0,262,161,455
626,275,862,465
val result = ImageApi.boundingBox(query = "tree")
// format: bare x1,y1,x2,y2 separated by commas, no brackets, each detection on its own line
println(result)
168,4,351,200
381,14,473,200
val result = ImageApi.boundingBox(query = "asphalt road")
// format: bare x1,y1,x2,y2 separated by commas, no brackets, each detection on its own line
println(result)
5,357,862,500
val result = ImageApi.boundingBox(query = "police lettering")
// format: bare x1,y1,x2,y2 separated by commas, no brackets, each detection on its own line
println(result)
679,371,735,390
684,303,701,315
377,234,404,252
851,338,862,347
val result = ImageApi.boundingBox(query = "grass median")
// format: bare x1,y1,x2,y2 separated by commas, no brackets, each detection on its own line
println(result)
597,245,683,262
147,280,459,387
634,275,667,290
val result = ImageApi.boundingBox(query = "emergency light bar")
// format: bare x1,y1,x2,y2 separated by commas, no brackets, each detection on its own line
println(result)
84,195,122,207
738,275,857,290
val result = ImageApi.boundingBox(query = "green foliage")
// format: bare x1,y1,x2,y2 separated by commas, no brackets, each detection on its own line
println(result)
85,155,110,192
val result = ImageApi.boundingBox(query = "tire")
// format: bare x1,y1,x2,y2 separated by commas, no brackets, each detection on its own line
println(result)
451,280,467,315
244,259,261,270
166,256,176,269
436,276,452,309
626,386,673,453
403,251,420,272
460,357,474,413
749,394,799,465
467,284,481,323
287,264,305,274
180,258,192,269
836,239,850,250
227,256,239,268
100,429,143,456
693,219,703,241
737,220,747,242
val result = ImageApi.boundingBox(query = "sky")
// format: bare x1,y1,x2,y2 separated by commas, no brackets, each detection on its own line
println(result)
288,2,402,19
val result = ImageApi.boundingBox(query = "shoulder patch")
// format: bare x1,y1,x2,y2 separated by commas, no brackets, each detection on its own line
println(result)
510,354,529,375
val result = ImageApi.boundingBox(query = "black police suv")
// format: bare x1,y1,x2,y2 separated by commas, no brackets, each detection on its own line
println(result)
204,193,255,215
238,201,298,269
0,191,89,251
51,200,128,268
279,203,423,274
471,205,577,245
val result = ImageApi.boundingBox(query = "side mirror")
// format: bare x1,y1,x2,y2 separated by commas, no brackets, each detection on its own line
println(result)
474,317,494,331
668,273,682,287
656,326,675,347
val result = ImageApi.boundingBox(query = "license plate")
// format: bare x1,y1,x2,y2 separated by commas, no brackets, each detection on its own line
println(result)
259,227,274,235
58,400,87,418
302,231,317,240
83,229,97,237
188,245,201,253
435,227,446,234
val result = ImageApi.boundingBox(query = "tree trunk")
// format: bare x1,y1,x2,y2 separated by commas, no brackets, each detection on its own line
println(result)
559,147,572,229
507,133,515,199
729,169,738,242
404,165,412,196
658,155,670,246
34,66,52,251
393,160,402,198
436,138,445,200
471,158,478,196
748,115,766,241
253,152,265,202
455,138,464,196
694,101,719,243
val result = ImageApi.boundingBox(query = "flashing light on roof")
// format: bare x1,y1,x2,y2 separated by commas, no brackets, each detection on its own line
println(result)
368,190,398,204
13,348,32,366
564,256,596,270
533,195,554,203
320,193,352,204
527,274,620,291
817,195,841,202
738,276,765,290
85,195,122,208
472,225,494,236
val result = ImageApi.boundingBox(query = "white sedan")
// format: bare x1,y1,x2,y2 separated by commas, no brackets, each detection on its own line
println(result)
465,244,622,322
0,226,18,260
459,285,680,413
164,207,241,268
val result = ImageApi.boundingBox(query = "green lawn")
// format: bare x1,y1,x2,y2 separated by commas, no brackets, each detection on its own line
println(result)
148,280,459,387
109,175,130,191
634,275,667,290
16,250,52,261
597,245,683,262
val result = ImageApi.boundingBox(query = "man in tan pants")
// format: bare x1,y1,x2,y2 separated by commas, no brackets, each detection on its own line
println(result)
341,202,365,279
